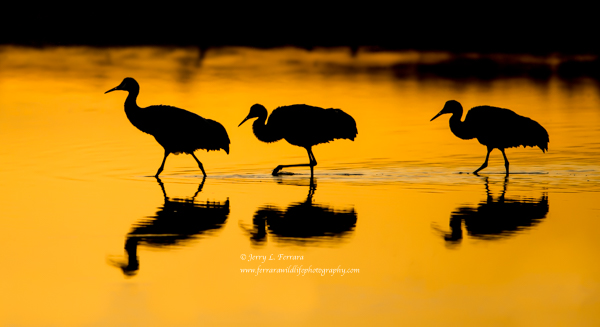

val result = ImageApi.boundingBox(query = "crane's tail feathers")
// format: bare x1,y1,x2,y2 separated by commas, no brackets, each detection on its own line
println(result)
203,119,230,154
516,116,549,153
327,109,358,141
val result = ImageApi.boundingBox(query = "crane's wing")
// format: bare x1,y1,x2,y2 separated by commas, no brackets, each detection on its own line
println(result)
268,104,357,146
466,106,548,151
143,105,230,153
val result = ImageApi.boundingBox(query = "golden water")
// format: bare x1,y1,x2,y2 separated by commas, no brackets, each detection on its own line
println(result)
0,46,599,326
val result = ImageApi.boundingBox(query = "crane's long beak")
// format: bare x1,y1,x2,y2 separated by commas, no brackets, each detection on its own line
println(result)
104,86,119,94
238,115,251,127
430,111,444,122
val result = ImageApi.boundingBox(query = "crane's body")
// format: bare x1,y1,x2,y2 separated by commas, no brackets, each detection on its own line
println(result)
239,104,357,176
125,104,229,155
431,100,548,175
106,77,230,177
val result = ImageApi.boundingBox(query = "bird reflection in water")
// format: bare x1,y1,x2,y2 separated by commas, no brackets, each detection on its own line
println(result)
109,177,229,276
434,176,548,248
240,178,357,246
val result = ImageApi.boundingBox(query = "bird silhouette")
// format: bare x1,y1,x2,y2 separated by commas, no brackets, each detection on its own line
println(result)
105,77,230,177
238,104,357,176
430,100,549,175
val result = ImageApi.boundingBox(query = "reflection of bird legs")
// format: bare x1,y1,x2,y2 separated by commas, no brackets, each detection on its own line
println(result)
155,150,207,177
497,175,508,203
156,176,168,198
272,147,317,176
307,176,316,202
473,147,510,176
481,175,508,202
155,175,206,201
191,175,207,199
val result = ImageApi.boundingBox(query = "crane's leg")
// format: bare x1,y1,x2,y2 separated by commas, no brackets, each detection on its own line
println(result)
272,147,317,176
473,147,493,175
307,147,318,177
308,147,317,166
191,153,207,177
155,151,169,177
500,148,510,175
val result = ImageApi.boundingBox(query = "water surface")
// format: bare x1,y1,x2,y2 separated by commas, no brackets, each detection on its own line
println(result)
0,46,599,326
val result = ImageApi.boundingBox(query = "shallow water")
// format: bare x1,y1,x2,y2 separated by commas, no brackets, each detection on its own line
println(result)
1,46,599,326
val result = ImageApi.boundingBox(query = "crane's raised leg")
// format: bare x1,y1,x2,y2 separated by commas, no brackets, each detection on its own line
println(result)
156,151,170,177
500,148,510,175
191,153,207,177
272,147,318,177
473,147,493,175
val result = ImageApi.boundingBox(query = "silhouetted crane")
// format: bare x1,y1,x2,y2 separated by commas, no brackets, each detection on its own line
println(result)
105,77,230,177
238,104,357,176
430,100,549,175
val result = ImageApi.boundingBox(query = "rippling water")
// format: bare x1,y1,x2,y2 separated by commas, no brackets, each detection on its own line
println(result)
1,46,599,326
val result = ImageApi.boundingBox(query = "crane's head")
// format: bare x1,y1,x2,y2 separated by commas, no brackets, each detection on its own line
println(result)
105,77,139,94
238,104,267,127
430,100,463,121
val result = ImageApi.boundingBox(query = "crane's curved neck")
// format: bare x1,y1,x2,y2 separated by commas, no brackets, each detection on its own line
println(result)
123,88,147,132
124,88,140,111
252,114,282,143
448,109,472,140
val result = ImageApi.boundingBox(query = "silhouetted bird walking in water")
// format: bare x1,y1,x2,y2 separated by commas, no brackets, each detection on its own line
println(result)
238,104,357,176
105,77,230,177
430,100,549,175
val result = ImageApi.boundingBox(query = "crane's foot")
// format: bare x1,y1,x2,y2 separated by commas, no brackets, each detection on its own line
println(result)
272,165,283,176
473,164,487,175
